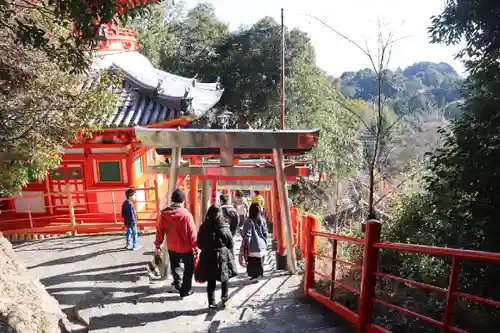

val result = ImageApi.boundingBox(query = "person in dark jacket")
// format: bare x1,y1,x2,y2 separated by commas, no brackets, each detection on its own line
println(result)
195,205,237,309
220,194,239,236
121,189,138,250
242,203,268,281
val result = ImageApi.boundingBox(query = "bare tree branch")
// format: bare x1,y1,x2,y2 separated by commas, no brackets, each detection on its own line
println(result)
305,14,414,219
372,166,426,207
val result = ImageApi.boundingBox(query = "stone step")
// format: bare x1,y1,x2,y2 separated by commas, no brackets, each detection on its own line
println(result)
14,234,351,333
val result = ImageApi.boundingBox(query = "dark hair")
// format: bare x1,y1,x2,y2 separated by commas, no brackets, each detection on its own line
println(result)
235,190,243,197
254,190,260,195
248,203,262,219
125,189,136,199
220,194,229,204
204,205,226,227
205,205,221,220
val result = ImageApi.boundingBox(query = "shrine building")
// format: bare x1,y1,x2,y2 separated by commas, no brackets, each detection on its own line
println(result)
0,24,223,230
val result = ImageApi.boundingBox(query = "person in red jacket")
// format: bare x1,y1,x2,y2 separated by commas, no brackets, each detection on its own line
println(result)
154,188,198,297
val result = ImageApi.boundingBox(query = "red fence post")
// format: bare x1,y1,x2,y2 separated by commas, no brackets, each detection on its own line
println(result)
291,206,298,246
301,216,307,259
357,219,382,333
211,178,217,204
311,216,319,256
304,215,316,297
111,191,118,224
442,257,461,333
154,179,161,227
66,185,77,236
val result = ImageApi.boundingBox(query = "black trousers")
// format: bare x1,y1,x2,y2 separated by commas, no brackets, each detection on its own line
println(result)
169,250,194,294
207,279,228,305
230,218,239,236
247,256,264,278
238,214,246,229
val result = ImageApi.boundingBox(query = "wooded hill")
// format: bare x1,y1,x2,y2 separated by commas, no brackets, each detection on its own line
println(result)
336,61,463,118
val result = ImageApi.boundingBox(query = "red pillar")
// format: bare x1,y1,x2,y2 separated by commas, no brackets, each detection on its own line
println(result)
442,257,461,333
291,206,298,246
189,158,199,228
265,191,273,224
273,180,285,256
211,178,217,205
357,220,382,333
303,215,316,296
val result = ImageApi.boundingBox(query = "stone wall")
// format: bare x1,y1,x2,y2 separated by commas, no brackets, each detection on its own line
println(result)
0,234,70,333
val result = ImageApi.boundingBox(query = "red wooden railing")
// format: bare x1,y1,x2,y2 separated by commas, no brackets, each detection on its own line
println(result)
0,182,163,237
303,219,500,333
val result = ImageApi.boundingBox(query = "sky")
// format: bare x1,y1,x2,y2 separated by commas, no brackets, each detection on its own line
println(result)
184,0,465,77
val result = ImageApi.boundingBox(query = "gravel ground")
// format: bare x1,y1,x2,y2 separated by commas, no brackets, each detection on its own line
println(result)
12,233,352,333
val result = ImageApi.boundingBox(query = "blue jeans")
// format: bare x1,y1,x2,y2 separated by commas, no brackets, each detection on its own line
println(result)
125,226,138,249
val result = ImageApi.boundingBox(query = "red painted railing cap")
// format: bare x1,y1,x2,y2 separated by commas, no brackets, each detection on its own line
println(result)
363,219,381,224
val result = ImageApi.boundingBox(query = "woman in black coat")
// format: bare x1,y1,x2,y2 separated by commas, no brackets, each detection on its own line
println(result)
195,205,238,308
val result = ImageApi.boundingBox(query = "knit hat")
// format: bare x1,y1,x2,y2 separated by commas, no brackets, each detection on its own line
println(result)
171,188,185,203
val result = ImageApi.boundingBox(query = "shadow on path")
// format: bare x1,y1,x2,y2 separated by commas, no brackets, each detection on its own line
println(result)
14,237,120,253
89,308,213,331
15,234,354,332
29,248,125,269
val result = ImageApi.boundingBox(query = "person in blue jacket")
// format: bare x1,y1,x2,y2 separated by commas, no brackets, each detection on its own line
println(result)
121,189,139,250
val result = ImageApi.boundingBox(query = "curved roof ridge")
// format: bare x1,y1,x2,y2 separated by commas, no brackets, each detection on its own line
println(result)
88,50,224,123
93,50,222,92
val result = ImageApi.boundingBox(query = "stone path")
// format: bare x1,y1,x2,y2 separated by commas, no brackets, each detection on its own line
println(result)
13,234,352,333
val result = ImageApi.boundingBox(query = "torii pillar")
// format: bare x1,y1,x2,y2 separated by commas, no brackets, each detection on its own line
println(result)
140,127,321,275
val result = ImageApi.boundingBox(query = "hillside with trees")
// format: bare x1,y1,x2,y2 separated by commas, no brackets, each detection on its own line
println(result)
337,61,464,118
2,1,500,332
315,1,500,332
128,2,365,179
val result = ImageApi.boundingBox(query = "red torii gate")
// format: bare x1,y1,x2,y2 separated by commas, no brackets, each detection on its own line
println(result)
137,126,321,277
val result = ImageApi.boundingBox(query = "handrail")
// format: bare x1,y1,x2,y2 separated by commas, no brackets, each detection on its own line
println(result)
311,230,365,245
375,241,500,263
303,219,500,333
0,182,162,236
0,186,155,201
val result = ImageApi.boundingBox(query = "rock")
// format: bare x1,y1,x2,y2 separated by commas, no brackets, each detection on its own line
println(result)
0,233,72,333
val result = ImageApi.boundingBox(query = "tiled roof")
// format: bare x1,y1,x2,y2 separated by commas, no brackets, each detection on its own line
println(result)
95,81,183,127
88,51,224,128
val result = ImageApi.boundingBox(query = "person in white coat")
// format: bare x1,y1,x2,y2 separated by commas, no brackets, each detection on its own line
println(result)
233,190,249,233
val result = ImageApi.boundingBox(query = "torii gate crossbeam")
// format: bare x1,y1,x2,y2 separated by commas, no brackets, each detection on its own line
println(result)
135,127,321,276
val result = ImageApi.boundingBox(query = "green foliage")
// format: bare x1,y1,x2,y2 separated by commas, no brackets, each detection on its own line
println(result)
419,77,500,301
0,13,123,195
429,0,500,76
129,2,230,74
199,18,315,127
287,58,363,177
1,0,159,72
160,2,229,75
418,0,500,302
343,3,500,330
289,178,330,217
378,192,448,281
338,221,364,264
339,62,463,118
134,3,364,179
127,1,184,67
